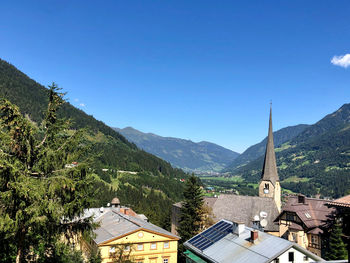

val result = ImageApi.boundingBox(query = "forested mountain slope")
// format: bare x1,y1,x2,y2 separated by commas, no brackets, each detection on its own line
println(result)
229,104,350,198
0,58,188,227
224,124,309,172
115,126,239,172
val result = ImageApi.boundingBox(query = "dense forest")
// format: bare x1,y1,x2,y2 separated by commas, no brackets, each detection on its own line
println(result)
0,58,188,228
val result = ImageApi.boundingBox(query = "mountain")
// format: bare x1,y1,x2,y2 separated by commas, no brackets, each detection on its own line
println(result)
224,124,309,172
114,127,239,173
0,58,188,227
227,104,350,198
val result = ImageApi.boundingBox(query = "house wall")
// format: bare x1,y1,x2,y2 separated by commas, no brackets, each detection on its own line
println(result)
278,219,321,257
99,230,178,263
276,247,316,263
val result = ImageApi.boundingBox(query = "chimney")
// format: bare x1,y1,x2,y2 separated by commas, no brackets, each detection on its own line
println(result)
251,230,258,243
232,222,245,236
298,195,305,204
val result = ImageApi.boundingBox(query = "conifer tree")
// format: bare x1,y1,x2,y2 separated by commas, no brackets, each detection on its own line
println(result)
177,174,204,243
0,84,96,262
324,222,348,260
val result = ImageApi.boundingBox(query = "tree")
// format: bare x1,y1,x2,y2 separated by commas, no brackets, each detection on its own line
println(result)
0,84,96,262
324,222,348,260
178,175,204,243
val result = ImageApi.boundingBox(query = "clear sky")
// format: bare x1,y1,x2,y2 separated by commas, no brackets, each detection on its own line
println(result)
1,1,349,153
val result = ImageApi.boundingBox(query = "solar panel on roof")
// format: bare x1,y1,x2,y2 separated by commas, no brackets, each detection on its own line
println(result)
188,220,232,251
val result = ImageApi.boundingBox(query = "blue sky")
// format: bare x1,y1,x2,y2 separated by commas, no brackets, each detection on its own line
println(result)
1,1,349,153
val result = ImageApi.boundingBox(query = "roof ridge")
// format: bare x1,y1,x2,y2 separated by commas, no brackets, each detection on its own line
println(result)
113,210,142,227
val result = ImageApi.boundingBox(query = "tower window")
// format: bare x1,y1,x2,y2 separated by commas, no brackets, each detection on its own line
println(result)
264,183,269,190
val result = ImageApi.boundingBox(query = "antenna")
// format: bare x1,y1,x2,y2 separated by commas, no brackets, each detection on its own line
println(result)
260,219,268,228
260,211,267,218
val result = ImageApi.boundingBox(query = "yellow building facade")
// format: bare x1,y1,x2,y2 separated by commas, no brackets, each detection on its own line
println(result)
80,203,179,263
98,228,178,263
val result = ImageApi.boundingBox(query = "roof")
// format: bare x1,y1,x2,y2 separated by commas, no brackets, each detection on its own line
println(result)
326,194,350,208
82,207,179,244
203,195,280,232
111,197,120,205
184,220,323,263
276,195,335,229
261,107,279,186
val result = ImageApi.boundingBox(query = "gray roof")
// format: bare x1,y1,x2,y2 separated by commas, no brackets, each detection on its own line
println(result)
204,194,280,232
261,107,279,186
184,220,323,263
82,208,179,244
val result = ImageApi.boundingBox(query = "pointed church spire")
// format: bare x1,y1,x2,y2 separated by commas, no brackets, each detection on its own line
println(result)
261,104,279,185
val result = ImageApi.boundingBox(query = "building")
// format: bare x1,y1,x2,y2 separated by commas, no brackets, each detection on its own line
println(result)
172,107,281,235
81,199,179,263
326,194,350,260
183,219,323,263
275,194,335,257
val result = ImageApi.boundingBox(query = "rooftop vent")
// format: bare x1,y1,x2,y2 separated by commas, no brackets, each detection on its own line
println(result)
232,222,245,236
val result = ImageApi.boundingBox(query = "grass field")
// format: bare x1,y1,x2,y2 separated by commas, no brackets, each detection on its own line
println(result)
198,175,244,182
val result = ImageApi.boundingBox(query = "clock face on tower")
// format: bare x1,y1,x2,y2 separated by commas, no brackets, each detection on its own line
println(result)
138,232,144,238
264,188,269,194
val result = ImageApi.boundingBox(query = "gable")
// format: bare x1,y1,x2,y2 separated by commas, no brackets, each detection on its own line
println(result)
100,228,179,246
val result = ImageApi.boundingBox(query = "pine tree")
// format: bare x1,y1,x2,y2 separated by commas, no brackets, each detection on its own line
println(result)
178,175,204,243
325,222,348,260
0,84,96,262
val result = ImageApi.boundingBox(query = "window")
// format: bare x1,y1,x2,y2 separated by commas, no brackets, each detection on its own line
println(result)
150,243,157,250
109,247,116,253
274,259,279,263
286,213,295,222
137,244,144,251
124,245,130,251
163,259,169,263
303,255,308,261
288,252,294,262
311,235,318,244
164,242,170,249
304,212,311,219
264,183,269,190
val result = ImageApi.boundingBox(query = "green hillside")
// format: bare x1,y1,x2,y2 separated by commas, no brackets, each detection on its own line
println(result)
229,104,350,198
0,58,188,227
115,126,239,172
224,124,309,172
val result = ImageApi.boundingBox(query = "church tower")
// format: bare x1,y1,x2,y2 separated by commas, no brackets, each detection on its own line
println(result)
259,106,281,212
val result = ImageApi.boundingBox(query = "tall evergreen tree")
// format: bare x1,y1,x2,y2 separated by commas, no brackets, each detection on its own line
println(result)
0,84,96,262
178,175,204,243
324,222,348,260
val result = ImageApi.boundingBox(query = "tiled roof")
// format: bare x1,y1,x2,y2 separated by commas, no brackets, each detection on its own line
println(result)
326,194,350,208
277,195,335,229
204,195,280,232
82,208,179,244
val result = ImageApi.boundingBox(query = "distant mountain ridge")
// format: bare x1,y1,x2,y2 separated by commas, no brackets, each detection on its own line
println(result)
0,58,188,226
226,103,350,198
114,127,239,172
224,124,310,172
